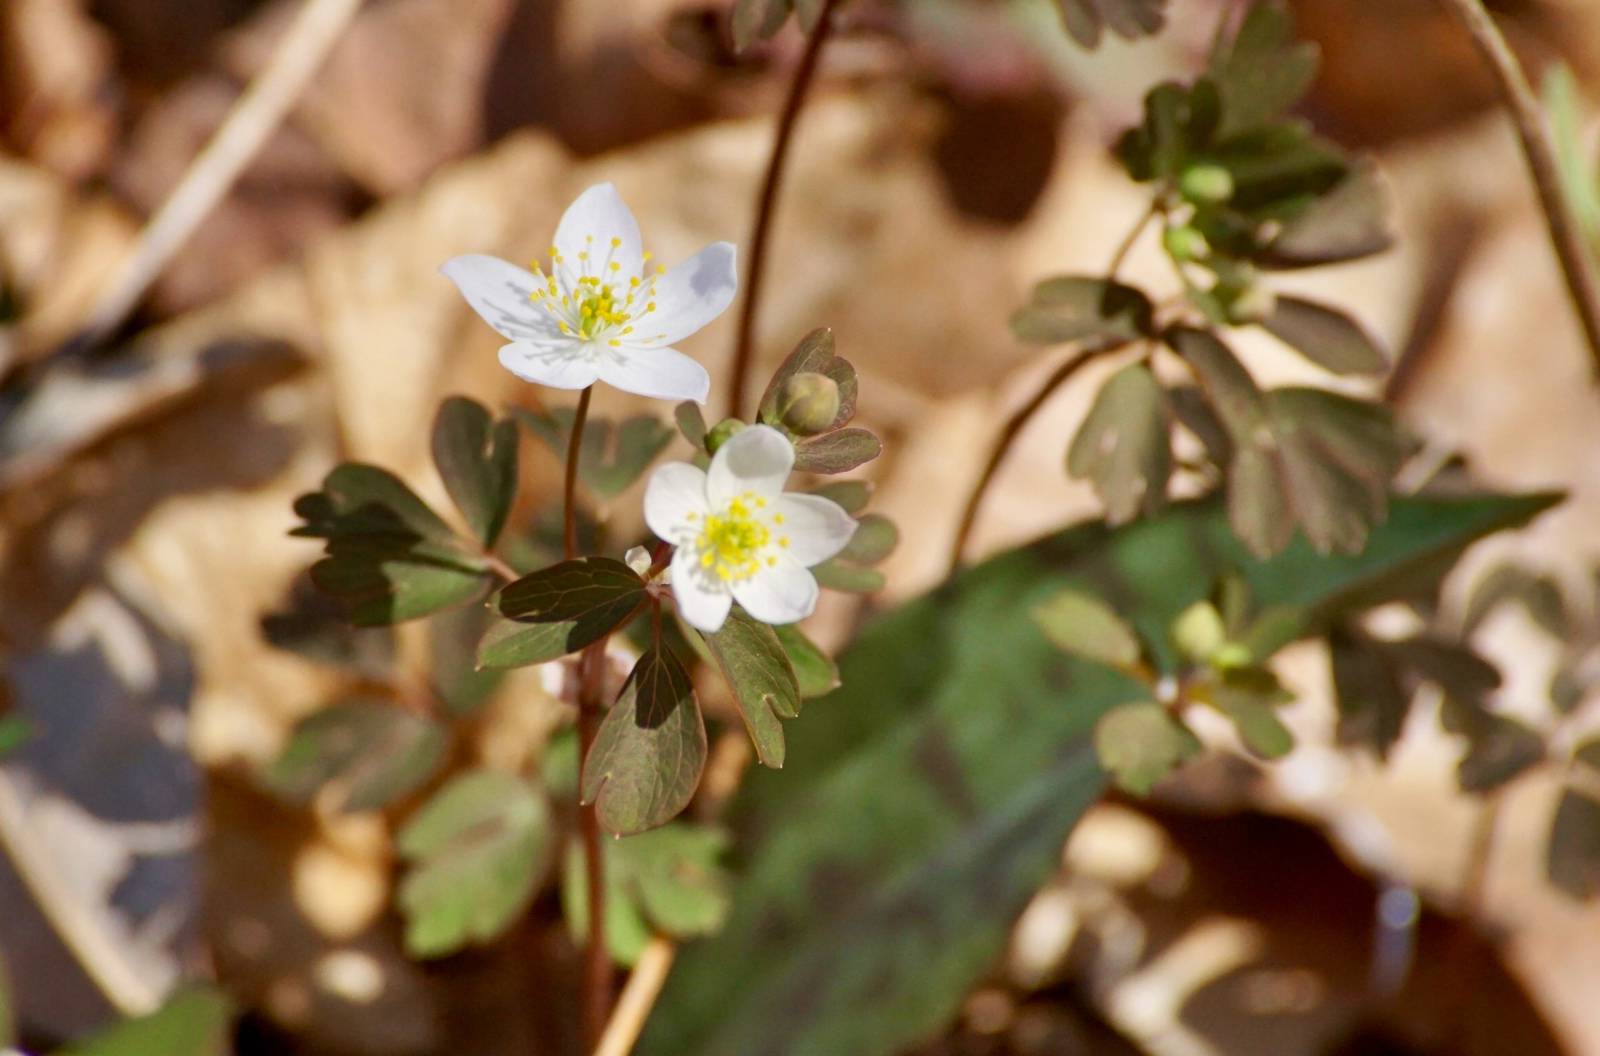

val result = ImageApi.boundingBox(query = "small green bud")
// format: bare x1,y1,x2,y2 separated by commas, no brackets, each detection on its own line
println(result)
1163,224,1210,262
1178,163,1234,204
705,418,747,454
1225,283,1278,325
1212,642,1254,670
1173,601,1226,664
772,372,841,436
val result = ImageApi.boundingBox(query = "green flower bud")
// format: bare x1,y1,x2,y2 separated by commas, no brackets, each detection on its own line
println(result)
1178,163,1234,204
705,417,747,454
1225,283,1278,325
1163,224,1210,263
772,372,841,436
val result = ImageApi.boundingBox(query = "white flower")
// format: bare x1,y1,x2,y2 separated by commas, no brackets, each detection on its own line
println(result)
644,425,857,632
441,182,737,403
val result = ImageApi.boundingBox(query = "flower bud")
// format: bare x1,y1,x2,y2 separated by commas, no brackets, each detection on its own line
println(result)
1163,224,1210,263
1225,283,1277,325
772,372,841,436
705,418,747,454
1178,163,1234,204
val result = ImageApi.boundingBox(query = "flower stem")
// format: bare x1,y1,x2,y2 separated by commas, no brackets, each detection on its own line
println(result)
945,343,1126,576
1439,0,1600,379
562,384,612,1049
726,0,842,420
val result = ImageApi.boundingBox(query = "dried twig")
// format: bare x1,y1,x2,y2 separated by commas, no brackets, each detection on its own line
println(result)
592,937,677,1056
76,0,363,347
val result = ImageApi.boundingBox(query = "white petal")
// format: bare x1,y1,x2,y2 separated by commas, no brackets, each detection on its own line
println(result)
441,255,565,342
708,424,794,506
670,547,733,632
772,494,857,566
633,242,738,348
644,462,710,542
554,183,644,281
594,344,711,403
733,558,819,626
497,342,600,389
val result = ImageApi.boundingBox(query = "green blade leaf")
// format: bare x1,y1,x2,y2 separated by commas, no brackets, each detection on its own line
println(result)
564,824,732,966
60,987,231,1056
1010,277,1154,346
263,700,446,812
1095,701,1201,793
432,396,519,547
774,623,840,699
643,491,1554,1056
1207,0,1319,137
1067,362,1171,524
583,647,707,836
1260,163,1392,268
704,609,801,768
494,557,648,660
1262,296,1388,375
397,769,551,957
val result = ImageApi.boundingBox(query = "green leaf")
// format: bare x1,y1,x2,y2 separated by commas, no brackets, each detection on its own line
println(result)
583,647,707,836
810,559,887,594
493,557,647,662
1453,711,1544,793
792,428,882,474
0,716,35,759
1094,702,1200,793
1262,296,1387,375
397,769,550,957
432,396,518,547
564,824,732,965
1032,588,1144,669
263,700,446,812
1052,0,1167,49
774,623,840,699
294,464,491,625
1260,163,1392,268
758,328,859,436
704,609,801,768
808,479,872,515
1207,0,1319,137
1067,362,1171,524
60,987,231,1056
1463,564,1569,638
519,408,675,499
838,514,898,565
1010,277,1154,346
1547,788,1600,899
643,491,1553,1056
1206,666,1294,758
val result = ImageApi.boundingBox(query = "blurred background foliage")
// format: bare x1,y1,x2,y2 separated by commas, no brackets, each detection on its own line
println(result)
2,1,1600,1055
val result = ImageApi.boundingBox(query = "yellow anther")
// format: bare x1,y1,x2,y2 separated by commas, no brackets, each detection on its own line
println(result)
773,513,784,525
779,537,790,548
609,339,621,347
610,237,622,248
609,262,621,272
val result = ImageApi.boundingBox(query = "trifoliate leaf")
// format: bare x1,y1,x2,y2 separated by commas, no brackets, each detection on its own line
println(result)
1548,789,1600,899
1262,296,1388,375
1116,80,1222,184
397,769,550,957
519,408,675,499
1094,702,1200,794
792,428,882,474
293,464,490,625
563,824,731,966
263,700,447,812
1207,0,1319,138
1067,362,1171,525
1052,0,1168,49
432,396,518,547
704,609,801,768
490,557,647,664
1032,588,1144,670
1010,277,1155,345
774,623,841,699
583,647,706,836
60,987,231,1056
838,514,898,565
759,328,859,436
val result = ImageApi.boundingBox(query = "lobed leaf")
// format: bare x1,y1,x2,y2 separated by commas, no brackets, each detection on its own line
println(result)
1094,702,1200,793
494,557,648,661
432,396,519,547
792,428,882,474
263,700,446,812
60,988,230,1056
774,624,841,699
583,647,707,836
1207,0,1319,138
1067,362,1171,524
1010,277,1154,346
1032,588,1144,670
703,609,801,768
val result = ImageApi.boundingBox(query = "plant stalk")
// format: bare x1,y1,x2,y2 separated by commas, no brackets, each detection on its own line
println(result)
726,0,842,420
1440,0,1600,378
